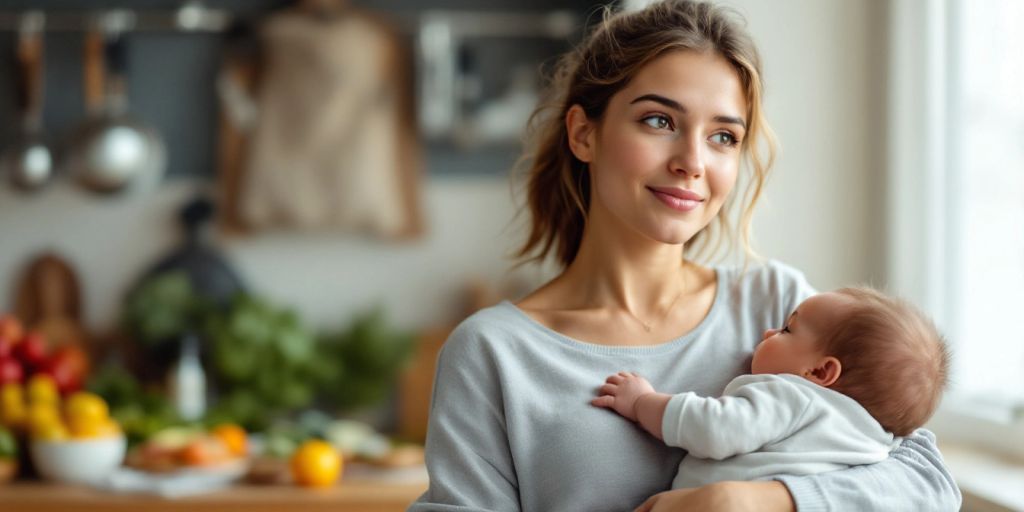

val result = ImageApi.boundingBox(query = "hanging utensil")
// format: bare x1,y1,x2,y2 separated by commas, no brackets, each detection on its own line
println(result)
1,11,55,191
67,12,166,195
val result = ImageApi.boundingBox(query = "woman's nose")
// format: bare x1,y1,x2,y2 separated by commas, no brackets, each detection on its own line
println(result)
669,133,705,178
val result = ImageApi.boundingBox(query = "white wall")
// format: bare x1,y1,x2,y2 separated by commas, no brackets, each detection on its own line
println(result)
723,0,888,291
0,177,545,332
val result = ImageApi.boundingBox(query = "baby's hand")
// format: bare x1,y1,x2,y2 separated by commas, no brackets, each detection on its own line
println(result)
591,371,656,422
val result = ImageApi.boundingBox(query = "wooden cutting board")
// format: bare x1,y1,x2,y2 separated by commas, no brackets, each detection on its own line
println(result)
12,252,90,349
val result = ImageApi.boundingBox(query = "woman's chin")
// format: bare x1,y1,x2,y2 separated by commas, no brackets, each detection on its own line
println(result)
648,227,701,246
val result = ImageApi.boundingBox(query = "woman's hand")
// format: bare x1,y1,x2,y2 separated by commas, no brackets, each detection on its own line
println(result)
591,371,656,421
634,481,795,512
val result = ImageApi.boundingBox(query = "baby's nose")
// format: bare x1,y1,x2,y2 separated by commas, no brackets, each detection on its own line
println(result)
762,328,779,339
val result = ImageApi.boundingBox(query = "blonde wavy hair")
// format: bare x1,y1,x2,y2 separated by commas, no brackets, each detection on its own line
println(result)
515,0,777,268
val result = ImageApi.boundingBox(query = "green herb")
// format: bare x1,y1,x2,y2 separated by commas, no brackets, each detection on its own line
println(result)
0,425,17,459
120,271,414,433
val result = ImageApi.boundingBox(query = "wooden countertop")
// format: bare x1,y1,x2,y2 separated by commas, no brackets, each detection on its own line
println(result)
0,480,428,512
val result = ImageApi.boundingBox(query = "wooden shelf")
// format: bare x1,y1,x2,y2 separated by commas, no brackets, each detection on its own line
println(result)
0,480,427,512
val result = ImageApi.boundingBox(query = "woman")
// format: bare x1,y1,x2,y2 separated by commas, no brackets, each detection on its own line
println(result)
411,1,960,511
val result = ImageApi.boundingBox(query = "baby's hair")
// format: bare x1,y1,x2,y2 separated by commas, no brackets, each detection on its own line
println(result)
822,287,950,436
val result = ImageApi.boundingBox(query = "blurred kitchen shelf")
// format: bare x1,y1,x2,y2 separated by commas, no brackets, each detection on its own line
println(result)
0,480,427,512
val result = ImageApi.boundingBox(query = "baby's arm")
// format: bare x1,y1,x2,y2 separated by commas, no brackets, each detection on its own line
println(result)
593,373,814,460
590,371,673,440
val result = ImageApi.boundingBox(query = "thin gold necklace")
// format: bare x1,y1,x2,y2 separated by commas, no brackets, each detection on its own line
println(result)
625,276,688,332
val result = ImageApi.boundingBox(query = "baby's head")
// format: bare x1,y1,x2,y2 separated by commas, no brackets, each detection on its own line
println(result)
751,287,950,436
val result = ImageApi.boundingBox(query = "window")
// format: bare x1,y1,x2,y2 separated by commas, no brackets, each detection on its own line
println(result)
890,0,1024,456
949,0,1024,416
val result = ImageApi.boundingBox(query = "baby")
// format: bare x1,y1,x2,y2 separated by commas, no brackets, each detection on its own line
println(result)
592,286,950,489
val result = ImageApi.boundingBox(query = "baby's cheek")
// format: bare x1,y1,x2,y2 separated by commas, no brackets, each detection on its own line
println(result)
751,341,781,373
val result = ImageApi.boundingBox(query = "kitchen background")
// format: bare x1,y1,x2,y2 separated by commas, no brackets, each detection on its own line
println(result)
0,0,1020,510
0,0,889,350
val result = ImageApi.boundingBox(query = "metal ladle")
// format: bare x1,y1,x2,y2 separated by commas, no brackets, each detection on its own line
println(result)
68,12,166,195
1,11,55,191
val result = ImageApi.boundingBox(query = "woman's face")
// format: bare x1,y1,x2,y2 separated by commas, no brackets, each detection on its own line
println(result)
570,50,748,246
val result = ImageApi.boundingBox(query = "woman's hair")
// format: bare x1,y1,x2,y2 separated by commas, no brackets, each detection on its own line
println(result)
823,287,951,436
515,0,776,268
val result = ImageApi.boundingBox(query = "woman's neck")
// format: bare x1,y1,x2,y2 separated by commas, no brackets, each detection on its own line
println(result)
558,208,697,317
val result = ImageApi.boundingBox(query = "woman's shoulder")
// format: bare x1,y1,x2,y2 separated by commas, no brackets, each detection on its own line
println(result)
716,259,816,301
711,259,817,327
439,301,531,360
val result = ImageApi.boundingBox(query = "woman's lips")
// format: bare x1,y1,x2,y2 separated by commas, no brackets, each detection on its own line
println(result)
648,186,704,212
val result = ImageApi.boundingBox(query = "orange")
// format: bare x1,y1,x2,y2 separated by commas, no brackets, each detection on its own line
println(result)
64,392,108,424
290,440,342,488
212,424,248,457
69,417,121,439
68,416,104,438
179,437,231,466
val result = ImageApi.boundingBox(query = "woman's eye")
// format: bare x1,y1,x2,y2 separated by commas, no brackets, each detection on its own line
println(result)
642,115,672,130
710,132,739,146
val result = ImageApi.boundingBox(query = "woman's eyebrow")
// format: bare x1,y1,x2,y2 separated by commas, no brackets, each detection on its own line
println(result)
629,93,747,130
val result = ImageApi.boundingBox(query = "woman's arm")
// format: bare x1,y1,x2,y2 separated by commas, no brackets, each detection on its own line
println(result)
774,429,961,511
408,326,520,511
629,427,960,512
634,481,794,512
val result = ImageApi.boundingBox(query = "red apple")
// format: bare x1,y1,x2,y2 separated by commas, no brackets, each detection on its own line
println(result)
0,357,23,385
0,336,15,359
40,346,89,395
0,316,23,345
14,331,48,370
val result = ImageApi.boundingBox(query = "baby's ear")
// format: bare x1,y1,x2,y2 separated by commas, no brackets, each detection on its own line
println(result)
806,357,842,387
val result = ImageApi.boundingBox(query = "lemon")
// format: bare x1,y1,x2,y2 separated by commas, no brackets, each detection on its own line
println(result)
26,402,60,431
32,420,69,441
0,384,26,428
27,374,59,406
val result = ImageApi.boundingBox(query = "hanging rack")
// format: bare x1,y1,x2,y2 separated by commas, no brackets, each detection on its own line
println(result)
0,2,232,34
0,4,577,40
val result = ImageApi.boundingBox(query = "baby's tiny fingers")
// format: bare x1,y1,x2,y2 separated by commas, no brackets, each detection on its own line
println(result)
590,396,614,408
598,383,618,395
606,374,623,384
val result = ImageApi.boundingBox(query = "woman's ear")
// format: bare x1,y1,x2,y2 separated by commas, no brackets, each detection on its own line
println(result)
806,356,842,387
565,104,596,163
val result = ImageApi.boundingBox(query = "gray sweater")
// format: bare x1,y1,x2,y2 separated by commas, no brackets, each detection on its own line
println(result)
410,261,961,512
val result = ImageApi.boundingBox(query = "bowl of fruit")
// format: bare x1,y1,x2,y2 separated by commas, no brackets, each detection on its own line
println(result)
28,391,127,486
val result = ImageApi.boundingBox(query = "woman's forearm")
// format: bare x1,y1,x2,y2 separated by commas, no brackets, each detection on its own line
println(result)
634,392,673,440
634,481,795,512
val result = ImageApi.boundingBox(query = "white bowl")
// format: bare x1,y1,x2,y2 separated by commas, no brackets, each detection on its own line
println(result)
30,435,127,485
